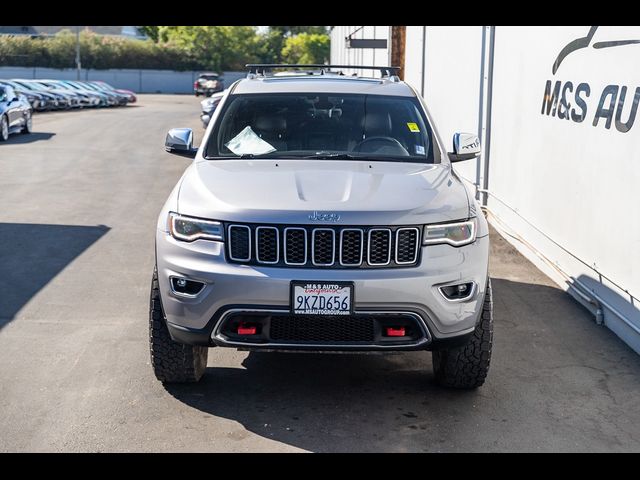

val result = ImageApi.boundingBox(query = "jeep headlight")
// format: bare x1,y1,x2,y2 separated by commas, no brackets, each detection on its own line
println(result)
169,212,223,242
423,219,476,247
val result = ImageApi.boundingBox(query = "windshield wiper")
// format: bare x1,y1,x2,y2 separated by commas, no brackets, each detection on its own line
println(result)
302,152,358,160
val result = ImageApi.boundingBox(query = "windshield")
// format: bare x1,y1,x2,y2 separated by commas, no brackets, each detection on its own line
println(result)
92,82,111,91
51,82,71,90
16,81,41,91
204,93,440,163
31,82,52,91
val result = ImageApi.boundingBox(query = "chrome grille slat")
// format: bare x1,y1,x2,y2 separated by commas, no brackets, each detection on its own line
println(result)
284,227,307,265
340,228,364,266
227,224,419,268
228,225,251,261
395,228,420,264
312,228,335,266
367,228,392,265
255,226,279,264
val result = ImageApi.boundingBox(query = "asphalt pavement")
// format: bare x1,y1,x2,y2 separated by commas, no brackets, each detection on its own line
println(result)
1,95,639,452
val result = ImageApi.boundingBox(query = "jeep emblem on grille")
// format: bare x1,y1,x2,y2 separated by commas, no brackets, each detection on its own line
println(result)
308,211,341,222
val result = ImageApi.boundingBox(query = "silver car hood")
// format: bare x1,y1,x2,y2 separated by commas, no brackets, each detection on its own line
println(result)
178,159,470,225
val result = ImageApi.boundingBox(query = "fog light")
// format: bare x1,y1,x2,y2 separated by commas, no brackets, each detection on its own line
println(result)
170,276,205,297
439,282,475,301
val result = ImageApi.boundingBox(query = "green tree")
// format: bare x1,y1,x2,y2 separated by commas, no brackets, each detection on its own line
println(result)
281,33,330,64
269,26,328,36
260,27,328,63
157,26,260,70
137,26,159,42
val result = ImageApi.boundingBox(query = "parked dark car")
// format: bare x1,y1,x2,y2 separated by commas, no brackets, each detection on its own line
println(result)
82,81,129,106
194,72,224,97
0,85,32,141
91,80,136,103
200,89,226,127
13,79,72,109
8,80,64,110
0,80,49,111
39,80,97,108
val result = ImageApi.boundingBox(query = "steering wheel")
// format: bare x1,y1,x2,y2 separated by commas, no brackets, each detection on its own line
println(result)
353,136,410,156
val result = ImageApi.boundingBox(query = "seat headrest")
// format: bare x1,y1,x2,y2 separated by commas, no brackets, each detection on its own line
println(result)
362,112,392,137
254,115,287,133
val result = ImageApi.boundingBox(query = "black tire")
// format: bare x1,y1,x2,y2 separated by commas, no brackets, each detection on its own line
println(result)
21,112,32,134
149,267,208,383
0,115,8,141
432,278,493,389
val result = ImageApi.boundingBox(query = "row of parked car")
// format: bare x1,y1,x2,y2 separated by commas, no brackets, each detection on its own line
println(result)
0,79,136,112
1,78,138,141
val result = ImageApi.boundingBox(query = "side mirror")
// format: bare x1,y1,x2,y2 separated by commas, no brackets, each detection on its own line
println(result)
165,128,197,158
449,132,481,162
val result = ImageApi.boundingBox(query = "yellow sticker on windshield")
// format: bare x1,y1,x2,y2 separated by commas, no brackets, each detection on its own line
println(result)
407,122,420,132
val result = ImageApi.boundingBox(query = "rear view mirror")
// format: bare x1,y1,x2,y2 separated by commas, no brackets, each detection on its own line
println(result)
165,128,197,158
449,132,481,162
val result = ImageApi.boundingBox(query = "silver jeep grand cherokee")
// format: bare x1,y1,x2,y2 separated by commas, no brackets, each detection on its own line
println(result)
151,64,492,389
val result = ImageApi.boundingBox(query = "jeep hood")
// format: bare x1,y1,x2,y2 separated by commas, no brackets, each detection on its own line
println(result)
178,159,470,225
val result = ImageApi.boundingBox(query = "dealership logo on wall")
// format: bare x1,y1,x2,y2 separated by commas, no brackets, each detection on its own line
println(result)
541,26,640,133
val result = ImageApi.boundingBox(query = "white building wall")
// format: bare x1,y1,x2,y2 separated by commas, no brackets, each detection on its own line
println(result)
332,25,640,354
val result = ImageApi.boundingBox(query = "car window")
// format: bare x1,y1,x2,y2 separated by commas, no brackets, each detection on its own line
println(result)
205,93,440,163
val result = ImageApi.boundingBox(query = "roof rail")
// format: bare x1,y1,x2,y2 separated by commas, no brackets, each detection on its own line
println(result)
245,64,401,79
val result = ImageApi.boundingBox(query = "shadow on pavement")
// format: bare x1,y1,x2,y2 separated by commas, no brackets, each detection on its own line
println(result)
164,350,474,452
0,223,110,329
164,276,640,452
2,132,56,144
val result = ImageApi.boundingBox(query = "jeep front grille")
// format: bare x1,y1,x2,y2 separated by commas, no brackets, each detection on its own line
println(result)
225,223,422,269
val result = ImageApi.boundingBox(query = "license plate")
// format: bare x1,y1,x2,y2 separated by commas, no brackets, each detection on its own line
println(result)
291,281,353,315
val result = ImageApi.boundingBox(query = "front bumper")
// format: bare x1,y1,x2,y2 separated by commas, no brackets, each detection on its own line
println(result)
156,229,489,349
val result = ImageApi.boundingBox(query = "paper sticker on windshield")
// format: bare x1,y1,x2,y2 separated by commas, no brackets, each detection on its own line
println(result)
224,126,276,155
415,145,425,155
407,122,420,132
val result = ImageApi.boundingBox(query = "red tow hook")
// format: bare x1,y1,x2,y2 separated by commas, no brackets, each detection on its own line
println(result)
237,323,257,335
386,327,406,337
